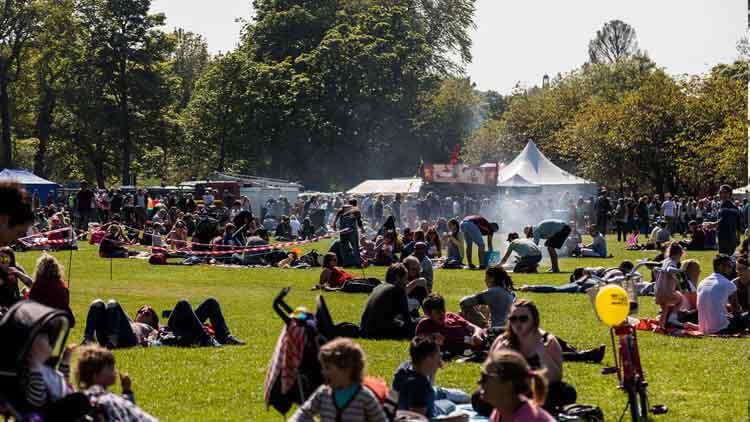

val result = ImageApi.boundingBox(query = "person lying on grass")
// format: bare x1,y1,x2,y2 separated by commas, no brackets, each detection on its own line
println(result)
415,293,485,357
75,345,157,421
82,297,244,348
392,336,470,421
314,253,354,290
290,338,387,422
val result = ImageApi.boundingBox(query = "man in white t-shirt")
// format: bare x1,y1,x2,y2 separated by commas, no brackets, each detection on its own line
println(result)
661,194,677,233
697,254,749,334
289,215,301,238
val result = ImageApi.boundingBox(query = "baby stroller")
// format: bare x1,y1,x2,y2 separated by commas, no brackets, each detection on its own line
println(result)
263,287,361,416
0,301,92,421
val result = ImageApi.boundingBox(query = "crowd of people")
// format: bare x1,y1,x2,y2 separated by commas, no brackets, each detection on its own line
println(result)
3,178,750,421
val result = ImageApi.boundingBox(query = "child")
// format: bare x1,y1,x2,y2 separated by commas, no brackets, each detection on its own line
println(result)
75,345,156,421
29,254,73,320
24,327,73,408
315,253,354,289
392,336,469,421
655,242,691,328
290,338,387,422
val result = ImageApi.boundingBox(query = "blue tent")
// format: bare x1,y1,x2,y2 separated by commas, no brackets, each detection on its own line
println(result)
0,169,59,206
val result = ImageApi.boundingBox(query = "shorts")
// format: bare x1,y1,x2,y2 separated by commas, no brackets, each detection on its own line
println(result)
460,220,485,249
545,224,571,249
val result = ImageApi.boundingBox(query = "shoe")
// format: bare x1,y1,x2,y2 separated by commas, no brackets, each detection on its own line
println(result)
546,268,560,273
468,264,477,269
519,285,530,291
586,345,606,363
478,265,487,270
222,335,246,346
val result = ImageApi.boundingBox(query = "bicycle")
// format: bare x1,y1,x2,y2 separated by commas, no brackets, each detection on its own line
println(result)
581,261,668,422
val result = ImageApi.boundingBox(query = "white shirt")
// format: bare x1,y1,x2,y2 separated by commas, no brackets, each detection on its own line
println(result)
697,272,737,334
661,200,676,217
290,218,300,236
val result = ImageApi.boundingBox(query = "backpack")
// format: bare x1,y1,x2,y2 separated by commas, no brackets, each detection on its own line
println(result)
265,250,289,266
556,404,604,422
339,278,381,293
300,249,321,267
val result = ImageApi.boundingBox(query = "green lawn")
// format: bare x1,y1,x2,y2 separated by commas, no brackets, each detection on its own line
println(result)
17,236,749,421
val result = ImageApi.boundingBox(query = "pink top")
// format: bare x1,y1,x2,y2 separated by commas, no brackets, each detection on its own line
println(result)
490,398,555,422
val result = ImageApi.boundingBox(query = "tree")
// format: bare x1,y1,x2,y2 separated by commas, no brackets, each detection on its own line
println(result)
171,28,209,109
0,0,42,168
77,0,172,185
588,20,639,64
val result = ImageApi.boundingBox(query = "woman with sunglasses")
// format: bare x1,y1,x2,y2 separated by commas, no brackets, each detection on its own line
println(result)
478,349,555,421
489,300,576,412
0,246,32,309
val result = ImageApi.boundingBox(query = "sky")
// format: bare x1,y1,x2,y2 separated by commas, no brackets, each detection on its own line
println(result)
150,0,747,93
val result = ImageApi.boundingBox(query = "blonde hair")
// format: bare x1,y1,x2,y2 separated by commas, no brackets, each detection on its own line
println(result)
482,349,549,406
75,345,116,388
318,338,366,384
33,253,64,285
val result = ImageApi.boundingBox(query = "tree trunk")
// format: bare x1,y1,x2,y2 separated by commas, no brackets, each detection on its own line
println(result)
33,86,55,177
94,140,105,188
119,59,131,186
0,75,13,169
217,132,225,172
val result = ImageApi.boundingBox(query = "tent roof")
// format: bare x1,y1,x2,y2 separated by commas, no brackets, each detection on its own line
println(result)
0,169,58,186
497,174,539,188
497,141,594,186
347,178,422,195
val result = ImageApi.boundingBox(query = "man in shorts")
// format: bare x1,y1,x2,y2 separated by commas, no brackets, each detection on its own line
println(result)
525,219,571,273
460,214,499,269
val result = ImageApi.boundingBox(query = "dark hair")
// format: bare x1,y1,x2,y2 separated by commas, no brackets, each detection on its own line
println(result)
425,228,441,251
448,219,459,236
410,336,440,364
618,260,634,273
323,252,337,268
422,293,445,313
570,267,585,283
486,266,513,290
489,222,499,232
413,230,425,242
503,299,541,350
0,246,17,268
348,199,358,207
713,254,732,272
385,263,407,284
0,183,34,227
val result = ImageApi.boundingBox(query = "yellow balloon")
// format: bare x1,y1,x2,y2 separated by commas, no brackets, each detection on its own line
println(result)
595,285,630,327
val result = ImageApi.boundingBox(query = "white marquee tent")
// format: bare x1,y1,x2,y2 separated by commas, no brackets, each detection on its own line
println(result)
497,141,597,192
347,178,423,195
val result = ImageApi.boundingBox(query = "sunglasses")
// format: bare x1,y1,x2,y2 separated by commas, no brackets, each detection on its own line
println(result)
508,315,530,323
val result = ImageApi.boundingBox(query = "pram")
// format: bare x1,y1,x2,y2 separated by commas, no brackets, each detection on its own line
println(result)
0,301,92,421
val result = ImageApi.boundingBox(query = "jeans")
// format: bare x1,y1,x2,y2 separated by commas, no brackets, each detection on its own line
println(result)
339,229,361,267
83,299,138,348
523,280,598,294
167,298,231,345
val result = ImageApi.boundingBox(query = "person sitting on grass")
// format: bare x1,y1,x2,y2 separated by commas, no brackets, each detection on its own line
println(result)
654,242,694,328
425,228,442,259
75,345,157,421
0,246,32,310
476,349,555,422
460,266,515,329
499,233,542,273
488,300,577,412
732,256,750,314
392,336,470,421
98,224,136,258
360,263,416,339
290,338,387,422
28,253,74,324
697,254,750,334
415,293,485,357
579,226,610,258
444,219,465,267
680,221,706,250
164,219,188,249
402,255,429,304
315,253,354,290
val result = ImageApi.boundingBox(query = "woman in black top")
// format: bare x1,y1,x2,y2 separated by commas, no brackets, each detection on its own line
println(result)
0,247,32,309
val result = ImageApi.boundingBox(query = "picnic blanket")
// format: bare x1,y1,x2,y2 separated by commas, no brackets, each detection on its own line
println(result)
636,318,750,338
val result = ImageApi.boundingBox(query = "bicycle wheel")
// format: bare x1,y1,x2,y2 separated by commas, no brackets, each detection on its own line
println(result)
627,385,648,422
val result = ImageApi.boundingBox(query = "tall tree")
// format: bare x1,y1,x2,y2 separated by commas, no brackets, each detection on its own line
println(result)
588,19,639,64
171,29,209,109
77,0,171,185
0,0,41,168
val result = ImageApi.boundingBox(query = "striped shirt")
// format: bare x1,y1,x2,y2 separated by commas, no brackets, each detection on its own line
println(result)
289,384,387,422
24,363,72,407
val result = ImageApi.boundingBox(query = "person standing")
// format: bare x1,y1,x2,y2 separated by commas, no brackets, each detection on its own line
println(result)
134,189,147,228
75,180,95,231
704,185,743,255
594,189,611,235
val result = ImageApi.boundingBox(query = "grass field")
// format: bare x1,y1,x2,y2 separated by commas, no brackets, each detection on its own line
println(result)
16,236,750,421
